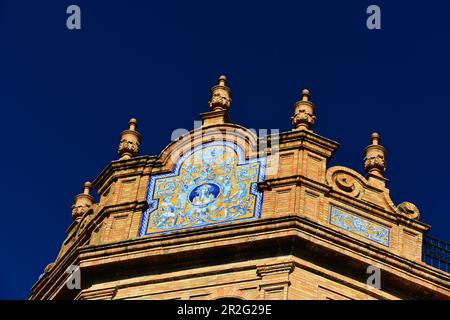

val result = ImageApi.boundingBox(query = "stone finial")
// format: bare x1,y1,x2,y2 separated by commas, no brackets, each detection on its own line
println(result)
291,89,316,131
398,201,420,220
364,132,386,177
118,118,142,160
71,182,94,221
208,75,232,111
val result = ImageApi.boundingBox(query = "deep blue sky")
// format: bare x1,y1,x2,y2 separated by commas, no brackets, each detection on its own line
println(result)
1,0,449,299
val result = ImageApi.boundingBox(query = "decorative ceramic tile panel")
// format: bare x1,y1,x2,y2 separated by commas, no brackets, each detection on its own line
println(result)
139,141,266,236
329,206,390,246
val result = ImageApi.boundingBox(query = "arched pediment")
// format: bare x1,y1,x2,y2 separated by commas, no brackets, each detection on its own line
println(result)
157,123,260,172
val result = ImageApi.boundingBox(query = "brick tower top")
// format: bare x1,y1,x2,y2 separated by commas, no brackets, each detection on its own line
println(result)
29,76,449,300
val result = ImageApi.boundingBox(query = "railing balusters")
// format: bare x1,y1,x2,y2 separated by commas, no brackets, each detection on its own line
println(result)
422,235,449,273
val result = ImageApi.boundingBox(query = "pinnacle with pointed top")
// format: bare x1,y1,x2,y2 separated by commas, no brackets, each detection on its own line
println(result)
218,75,227,86
128,118,137,131
292,88,316,131
301,89,310,101
370,132,380,145
83,182,92,195
208,75,232,111
71,181,94,222
118,118,142,160
364,132,386,177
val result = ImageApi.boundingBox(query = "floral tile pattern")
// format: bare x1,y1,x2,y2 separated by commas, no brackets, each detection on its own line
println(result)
329,206,390,246
139,142,266,236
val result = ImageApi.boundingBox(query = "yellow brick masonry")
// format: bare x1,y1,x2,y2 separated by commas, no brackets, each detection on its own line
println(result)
29,81,450,300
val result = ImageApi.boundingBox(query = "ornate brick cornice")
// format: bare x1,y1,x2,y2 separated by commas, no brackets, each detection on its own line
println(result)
258,175,331,193
200,109,231,126
29,215,449,300
265,129,340,159
256,262,295,277
92,156,154,194
76,287,118,300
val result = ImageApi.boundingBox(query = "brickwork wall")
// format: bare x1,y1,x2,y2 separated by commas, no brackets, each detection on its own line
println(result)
75,257,398,300
30,126,449,300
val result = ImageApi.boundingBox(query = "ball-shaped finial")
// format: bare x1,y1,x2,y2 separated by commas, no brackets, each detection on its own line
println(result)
83,181,92,195
218,75,227,86
371,132,381,145
128,118,138,131
301,89,310,101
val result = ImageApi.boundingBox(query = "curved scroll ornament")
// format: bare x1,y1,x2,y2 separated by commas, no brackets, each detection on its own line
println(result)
326,167,365,198
397,201,420,220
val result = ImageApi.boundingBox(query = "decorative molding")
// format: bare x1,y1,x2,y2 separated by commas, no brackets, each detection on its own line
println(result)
76,287,118,300
30,215,449,300
257,262,294,300
118,139,140,157
256,262,294,277
364,153,385,174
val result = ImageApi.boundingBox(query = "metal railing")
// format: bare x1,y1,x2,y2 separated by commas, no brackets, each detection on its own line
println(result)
422,235,450,273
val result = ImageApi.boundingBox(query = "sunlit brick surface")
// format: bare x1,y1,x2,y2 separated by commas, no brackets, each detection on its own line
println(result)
29,84,449,300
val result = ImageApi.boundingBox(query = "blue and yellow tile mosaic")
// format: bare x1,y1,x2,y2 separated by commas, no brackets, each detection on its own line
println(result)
139,142,266,236
329,206,390,246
